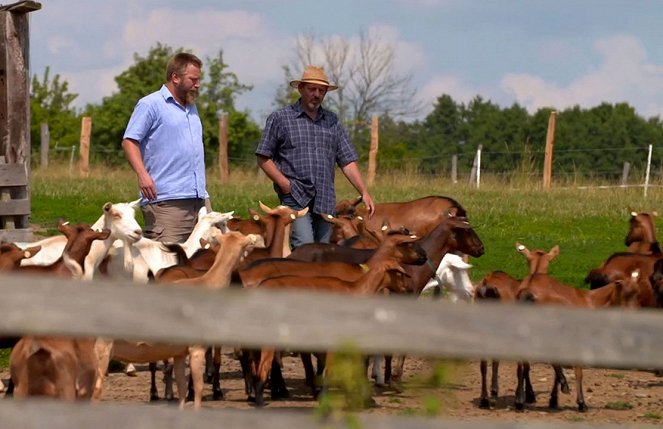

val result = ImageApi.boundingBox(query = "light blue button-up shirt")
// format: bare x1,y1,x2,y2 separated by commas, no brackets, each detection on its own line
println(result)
124,85,208,205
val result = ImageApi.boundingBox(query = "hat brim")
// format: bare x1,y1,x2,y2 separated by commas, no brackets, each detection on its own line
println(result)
290,79,338,91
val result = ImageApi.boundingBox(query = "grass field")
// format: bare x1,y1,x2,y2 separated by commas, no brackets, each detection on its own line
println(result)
28,163,663,288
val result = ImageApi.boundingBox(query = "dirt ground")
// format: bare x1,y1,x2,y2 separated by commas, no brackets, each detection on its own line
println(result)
4,353,661,426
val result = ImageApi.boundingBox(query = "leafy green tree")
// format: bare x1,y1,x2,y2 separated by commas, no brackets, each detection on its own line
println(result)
30,66,81,152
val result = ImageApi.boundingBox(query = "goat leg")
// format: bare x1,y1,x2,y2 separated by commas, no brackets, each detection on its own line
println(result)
148,362,159,401
269,354,289,400
524,362,536,404
490,360,500,397
163,358,175,402
300,352,316,387
549,366,560,409
211,346,223,400
575,365,588,412
254,348,275,407
553,364,570,394
204,347,214,384
479,359,490,409
238,349,253,397
514,361,526,412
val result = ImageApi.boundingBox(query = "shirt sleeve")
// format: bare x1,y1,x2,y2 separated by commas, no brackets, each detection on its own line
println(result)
335,122,359,167
255,112,281,158
123,98,155,144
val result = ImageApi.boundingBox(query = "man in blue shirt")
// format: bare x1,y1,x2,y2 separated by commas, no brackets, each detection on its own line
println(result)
256,65,375,248
122,52,209,243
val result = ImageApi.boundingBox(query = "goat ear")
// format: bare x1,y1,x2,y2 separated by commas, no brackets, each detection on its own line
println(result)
296,206,309,217
128,199,141,209
515,242,527,253
25,245,41,258
652,210,659,217
548,245,560,258
103,202,113,212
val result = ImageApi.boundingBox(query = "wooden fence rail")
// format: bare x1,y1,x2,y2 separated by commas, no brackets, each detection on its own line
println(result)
0,273,661,428
0,400,634,429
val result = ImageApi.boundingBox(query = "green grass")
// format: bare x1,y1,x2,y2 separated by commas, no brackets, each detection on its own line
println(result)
644,411,662,420
29,162,663,287
605,401,634,410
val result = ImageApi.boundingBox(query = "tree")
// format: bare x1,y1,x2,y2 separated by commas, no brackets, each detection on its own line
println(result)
30,66,81,151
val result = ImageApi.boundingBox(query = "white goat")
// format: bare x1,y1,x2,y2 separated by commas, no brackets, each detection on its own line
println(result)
420,253,475,302
18,200,143,276
127,208,234,283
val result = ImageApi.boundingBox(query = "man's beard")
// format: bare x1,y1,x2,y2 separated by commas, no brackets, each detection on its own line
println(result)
186,91,197,105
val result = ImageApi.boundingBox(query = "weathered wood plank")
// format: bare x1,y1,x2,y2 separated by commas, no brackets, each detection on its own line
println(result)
0,162,28,186
0,227,32,241
0,400,631,429
0,274,662,369
0,198,29,215
0,1,42,13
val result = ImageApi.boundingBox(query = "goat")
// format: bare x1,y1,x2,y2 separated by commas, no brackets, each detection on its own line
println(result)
514,269,642,412
19,201,142,275
10,336,97,401
128,208,234,283
336,195,472,238
247,235,418,407
419,253,475,302
0,241,41,271
16,221,110,278
625,208,660,254
474,243,568,410
368,253,475,388
93,232,264,410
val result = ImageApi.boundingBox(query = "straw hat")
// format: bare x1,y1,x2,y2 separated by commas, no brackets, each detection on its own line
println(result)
289,65,338,91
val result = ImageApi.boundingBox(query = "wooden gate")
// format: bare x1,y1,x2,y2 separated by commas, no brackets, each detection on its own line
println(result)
0,1,41,242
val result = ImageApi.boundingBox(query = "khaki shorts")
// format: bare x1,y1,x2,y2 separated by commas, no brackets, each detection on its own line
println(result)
141,198,211,243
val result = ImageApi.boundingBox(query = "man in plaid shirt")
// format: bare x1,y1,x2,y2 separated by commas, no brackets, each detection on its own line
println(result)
256,65,375,248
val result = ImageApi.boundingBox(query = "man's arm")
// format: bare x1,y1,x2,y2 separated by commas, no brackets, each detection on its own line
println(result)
122,138,157,201
341,161,375,216
257,155,291,194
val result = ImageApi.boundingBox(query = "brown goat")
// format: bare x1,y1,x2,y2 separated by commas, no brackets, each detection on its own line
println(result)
16,221,110,278
625,208,659,254
0,242,41,271
473,243,567,410
247,236,416,407
514,269,643,412
10,336,97,401
336,195,471,238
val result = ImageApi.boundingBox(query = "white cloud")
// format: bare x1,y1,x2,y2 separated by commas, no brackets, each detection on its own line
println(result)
501,35,663,117
418,74,479,114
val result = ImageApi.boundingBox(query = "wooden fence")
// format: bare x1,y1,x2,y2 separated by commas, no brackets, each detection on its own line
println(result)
1,274,662,428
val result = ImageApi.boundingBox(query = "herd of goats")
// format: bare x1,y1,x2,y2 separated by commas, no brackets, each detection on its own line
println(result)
0,194,660,413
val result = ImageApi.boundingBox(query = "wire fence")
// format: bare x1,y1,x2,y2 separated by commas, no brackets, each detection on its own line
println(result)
36,143,663,188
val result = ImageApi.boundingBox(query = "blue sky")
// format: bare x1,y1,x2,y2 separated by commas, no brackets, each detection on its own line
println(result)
25,0,663,124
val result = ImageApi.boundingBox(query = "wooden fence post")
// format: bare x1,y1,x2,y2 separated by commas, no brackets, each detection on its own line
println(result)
78,116,91,178
218,111,229,183
543,111,557,188
367,115,379,187
620,161,630,187
39,122,49,169
451,154,458,184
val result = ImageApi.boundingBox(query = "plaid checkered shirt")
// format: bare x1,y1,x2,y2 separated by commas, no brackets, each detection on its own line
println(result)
256,100,358,215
